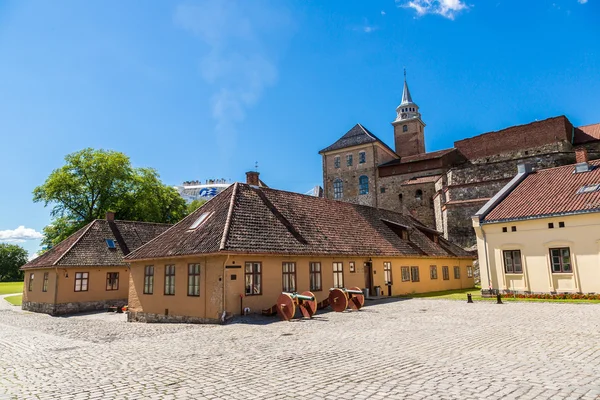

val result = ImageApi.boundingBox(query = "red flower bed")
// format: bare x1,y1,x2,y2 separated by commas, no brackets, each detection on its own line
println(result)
501,292,600,300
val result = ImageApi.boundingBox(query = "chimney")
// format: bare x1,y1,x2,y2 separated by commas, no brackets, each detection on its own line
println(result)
575,147,589,164
246,171,260,186
517,163,533,174
574,147,592,173
106,211,115,221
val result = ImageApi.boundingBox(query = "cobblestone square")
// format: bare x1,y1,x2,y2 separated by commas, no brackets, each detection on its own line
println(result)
1,295,600,399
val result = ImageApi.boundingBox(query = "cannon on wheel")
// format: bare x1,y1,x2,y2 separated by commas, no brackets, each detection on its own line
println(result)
276,291,317,321
328,287,365,312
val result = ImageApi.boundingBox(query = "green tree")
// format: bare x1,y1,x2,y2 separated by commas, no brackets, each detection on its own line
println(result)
115,167,188,224
34,148,187,246
0,243,28,282
186,199,208,215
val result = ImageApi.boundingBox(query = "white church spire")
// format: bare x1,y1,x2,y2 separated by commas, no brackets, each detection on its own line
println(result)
395,69,421,123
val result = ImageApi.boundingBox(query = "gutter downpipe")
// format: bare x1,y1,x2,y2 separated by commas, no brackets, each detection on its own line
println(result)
481,224,492,292
53,267,60,315
221,254,230,323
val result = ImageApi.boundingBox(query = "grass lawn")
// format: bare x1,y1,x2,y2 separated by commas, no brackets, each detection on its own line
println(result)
399,287,600,304
4,294,22,306
0,281,24,295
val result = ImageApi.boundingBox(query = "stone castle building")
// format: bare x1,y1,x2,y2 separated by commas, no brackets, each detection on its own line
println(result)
320,77,600,248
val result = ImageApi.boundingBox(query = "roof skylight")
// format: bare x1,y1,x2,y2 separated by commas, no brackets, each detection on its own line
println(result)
105,239,116,249
188,212,212,230
577,184,600,194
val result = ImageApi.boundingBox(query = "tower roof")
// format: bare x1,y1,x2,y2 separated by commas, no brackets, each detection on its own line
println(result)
318,123,396,154
400,79,413,105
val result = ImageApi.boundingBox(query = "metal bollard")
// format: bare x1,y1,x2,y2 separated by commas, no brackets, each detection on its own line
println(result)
496,293,503,304
467,293,473,303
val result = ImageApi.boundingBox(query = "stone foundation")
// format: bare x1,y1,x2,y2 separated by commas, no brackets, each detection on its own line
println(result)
22,299,128,316
127,311,220,324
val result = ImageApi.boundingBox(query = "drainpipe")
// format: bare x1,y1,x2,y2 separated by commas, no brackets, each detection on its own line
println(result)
53,267,60,315
481,227,492,292
221,254,230,322
372,143,379,208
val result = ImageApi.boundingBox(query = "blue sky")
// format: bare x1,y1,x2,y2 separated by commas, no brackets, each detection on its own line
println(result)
0,0,598,257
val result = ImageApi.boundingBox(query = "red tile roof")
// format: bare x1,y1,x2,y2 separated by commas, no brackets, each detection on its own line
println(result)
22,220,172,269
484,160,600,222
573,123,600,144
401,175,442,185
126,183,472,260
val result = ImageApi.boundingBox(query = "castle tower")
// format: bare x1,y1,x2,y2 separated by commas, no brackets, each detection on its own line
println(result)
392,71,426,158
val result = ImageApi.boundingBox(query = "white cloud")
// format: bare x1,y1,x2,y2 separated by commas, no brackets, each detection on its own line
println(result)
399,0,470,20
381,10,387,15
363,26,377,33
0,226,43,243
173,1,291,155
578,0,588,4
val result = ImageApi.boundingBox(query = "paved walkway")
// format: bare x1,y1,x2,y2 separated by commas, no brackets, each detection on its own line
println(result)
1,298,600,399
0,293,22,312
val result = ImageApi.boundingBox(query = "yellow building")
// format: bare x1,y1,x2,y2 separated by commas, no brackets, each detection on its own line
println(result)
473,149,600,294
126,174,475,323
21,213,170,315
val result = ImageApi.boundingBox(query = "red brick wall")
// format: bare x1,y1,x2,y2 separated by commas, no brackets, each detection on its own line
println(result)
454,116,573,160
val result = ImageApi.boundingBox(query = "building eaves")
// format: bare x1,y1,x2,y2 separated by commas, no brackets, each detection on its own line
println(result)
473,166,533,222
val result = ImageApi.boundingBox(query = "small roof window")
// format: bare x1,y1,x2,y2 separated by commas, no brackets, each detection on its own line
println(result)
577,184,600,194
188,212,213,230
105,239,116,249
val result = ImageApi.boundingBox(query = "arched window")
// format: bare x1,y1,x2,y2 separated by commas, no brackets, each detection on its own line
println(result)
359,176,369,195
333,179,343,199
415,189,423,201
403,125,408,132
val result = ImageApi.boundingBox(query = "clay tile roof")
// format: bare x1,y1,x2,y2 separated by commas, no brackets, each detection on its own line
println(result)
319,123,397,155
573,123,600,144
484,160,600,222
379,148,455,167
401,175,442,185
126,183,472,260
22,220,172,269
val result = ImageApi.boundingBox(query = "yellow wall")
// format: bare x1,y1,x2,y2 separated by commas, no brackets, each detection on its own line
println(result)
128,256,225,321
23,266,129,305
22,269,57,304
475,213,600,293
129,254,474,319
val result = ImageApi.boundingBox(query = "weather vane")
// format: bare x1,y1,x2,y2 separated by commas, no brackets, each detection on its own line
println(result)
255,161,259,172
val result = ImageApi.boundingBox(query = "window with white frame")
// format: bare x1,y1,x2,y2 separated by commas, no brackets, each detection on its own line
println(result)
346,154,353,166
467,266,473,278
359,151,366,164
334,156,340,169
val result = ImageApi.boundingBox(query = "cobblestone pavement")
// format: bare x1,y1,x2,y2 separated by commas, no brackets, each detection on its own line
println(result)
1,297,600,400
